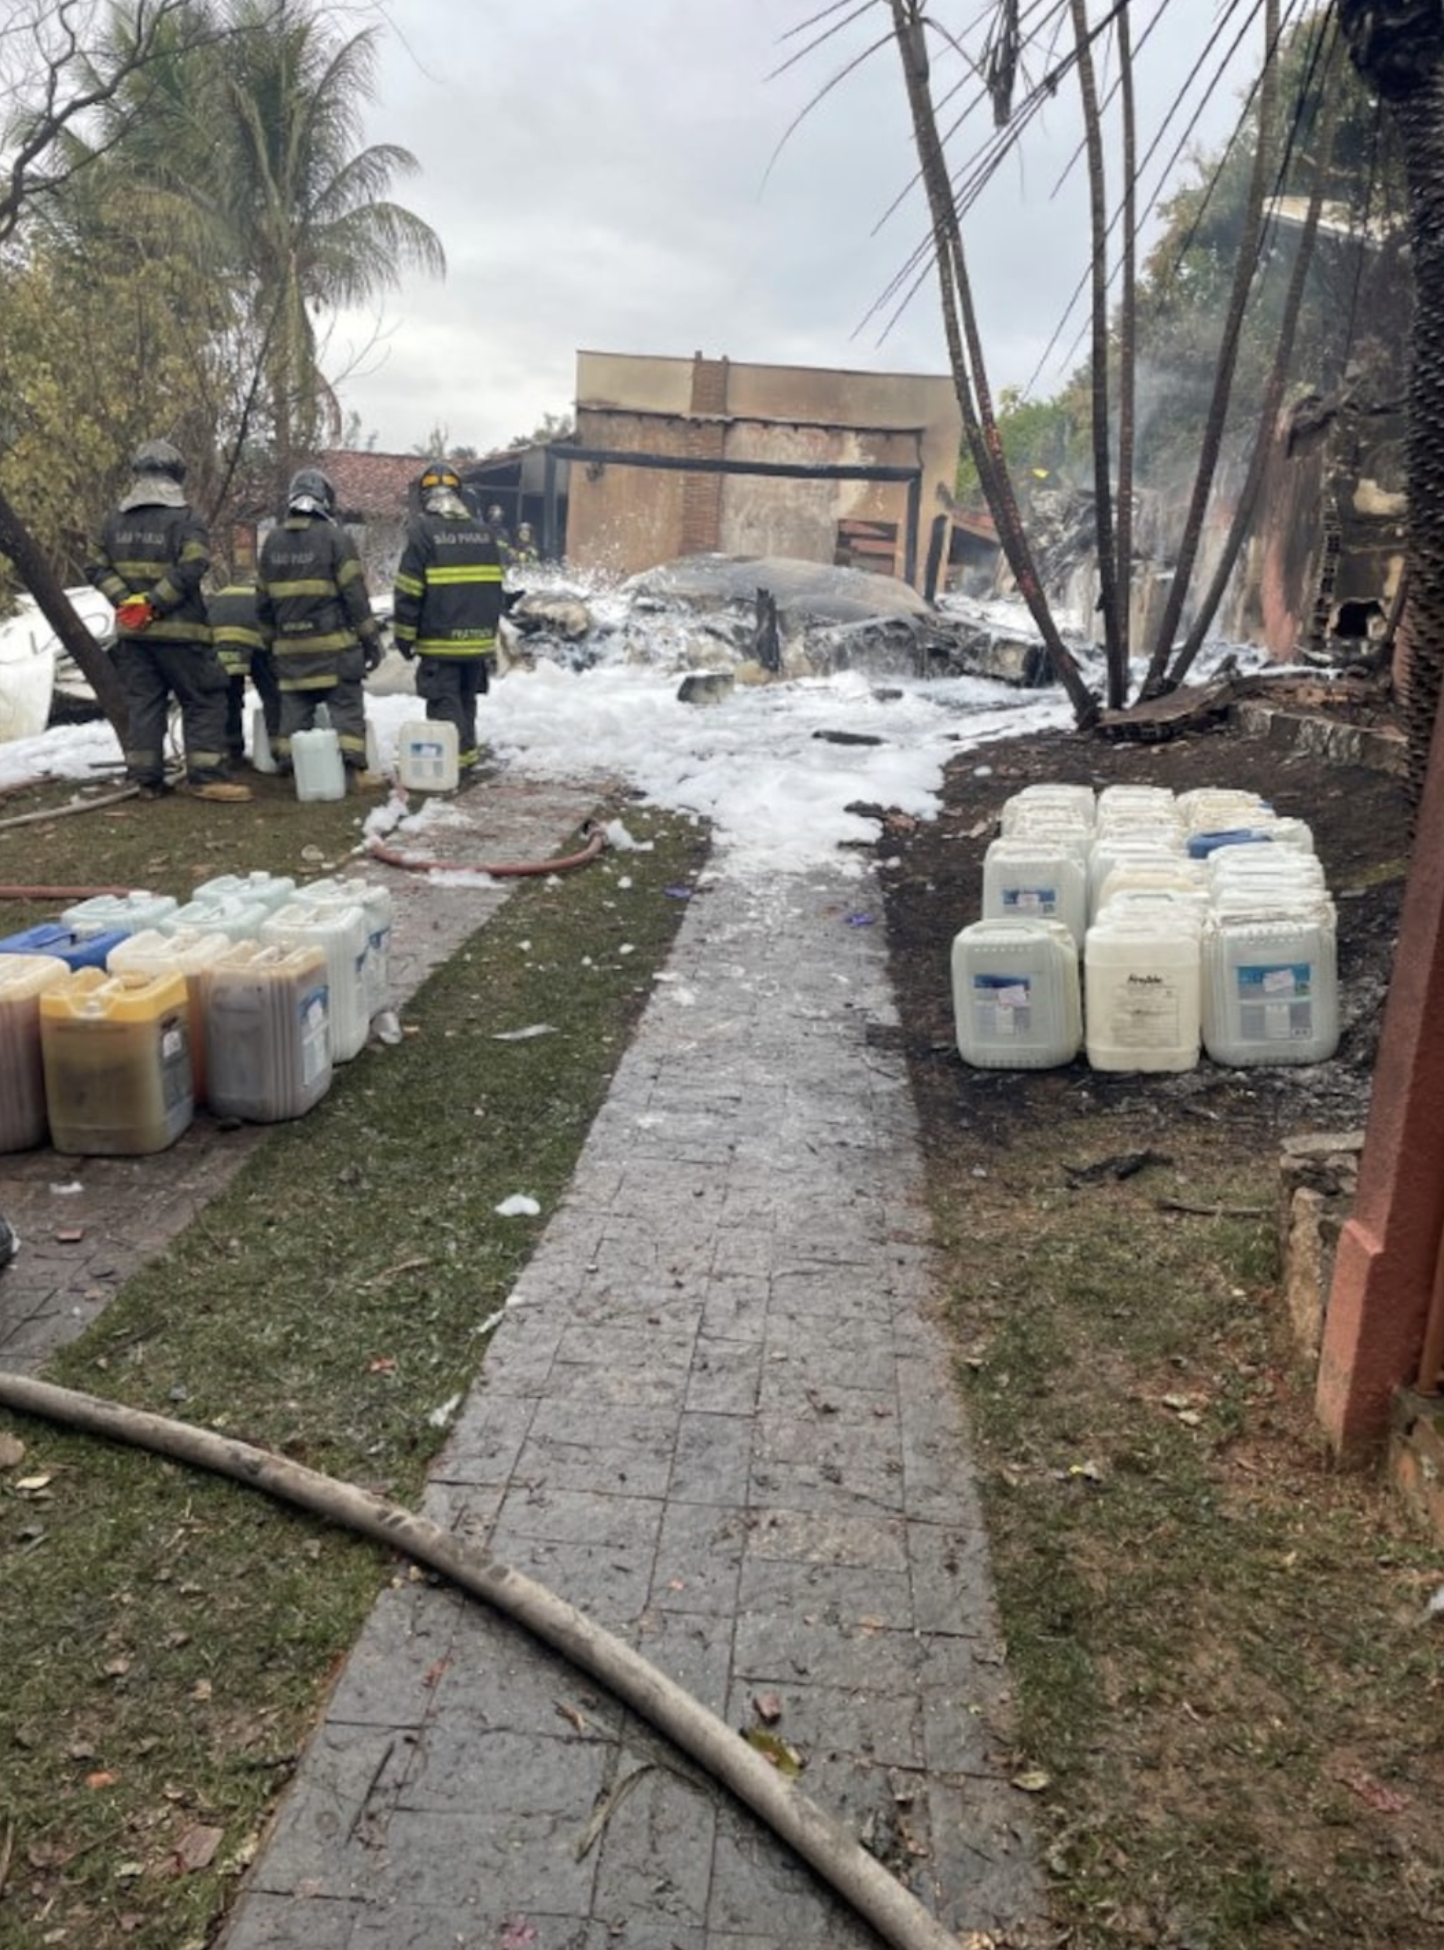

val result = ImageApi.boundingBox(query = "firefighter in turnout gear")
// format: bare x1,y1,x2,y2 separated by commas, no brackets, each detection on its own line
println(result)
87,439,250,801
393,462,506,778
257,468,382,782
208,575,280,768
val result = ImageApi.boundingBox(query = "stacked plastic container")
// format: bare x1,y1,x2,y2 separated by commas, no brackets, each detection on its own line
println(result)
63,891,179,938
0,922,130,970
108,926,233,1105
39,967,194,1155
955,785,1093,1066
165,893,270,941
1202,839,1337,1065
1083,788,1203,1071
951,918,1082,1067
0,954,70,1150
954,779,1340,1073
192,871,298,913
295,875,394,1021
201,941,333,1121
1085,890,1206,1072
260,898,370,1062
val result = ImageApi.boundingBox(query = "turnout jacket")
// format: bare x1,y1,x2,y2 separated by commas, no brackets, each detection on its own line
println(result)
88,498,212,645
207,583,265,677
257,514,380,689
393,510,505,657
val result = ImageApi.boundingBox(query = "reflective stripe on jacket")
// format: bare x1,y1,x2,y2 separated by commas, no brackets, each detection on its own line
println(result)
87,500,212,644
257,514,379,688
207,584,264,676
393,512,505,657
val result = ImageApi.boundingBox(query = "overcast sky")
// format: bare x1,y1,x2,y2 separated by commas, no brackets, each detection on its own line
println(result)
329,2,1262,459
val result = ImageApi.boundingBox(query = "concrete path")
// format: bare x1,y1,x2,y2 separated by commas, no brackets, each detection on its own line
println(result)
1,778,1044,1948
218,855,1043,1947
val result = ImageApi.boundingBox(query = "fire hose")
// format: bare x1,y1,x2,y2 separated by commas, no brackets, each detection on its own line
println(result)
0,884,135,900
0,1372,964,1950
365,820,608,878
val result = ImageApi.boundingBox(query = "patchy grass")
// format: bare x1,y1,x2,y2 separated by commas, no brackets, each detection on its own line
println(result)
0,768,375,934
0,794,709,1950
928,1125,1444,1950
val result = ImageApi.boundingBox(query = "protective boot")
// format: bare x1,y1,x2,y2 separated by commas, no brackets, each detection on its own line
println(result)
183,779,253,803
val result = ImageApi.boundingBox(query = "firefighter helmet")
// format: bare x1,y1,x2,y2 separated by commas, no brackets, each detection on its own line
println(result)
131,438,187,484
418,460,463,498
286,467,336,516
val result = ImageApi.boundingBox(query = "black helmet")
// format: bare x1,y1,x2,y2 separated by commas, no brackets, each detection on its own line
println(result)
287,467,336,515
418,459,462,498
131,438,186,483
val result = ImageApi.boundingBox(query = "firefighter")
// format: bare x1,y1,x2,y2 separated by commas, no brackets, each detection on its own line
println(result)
484,501,513,555
208,574,280,769
511,520,540,566
87,439,250,802
256,468,383,784
393,461,506,779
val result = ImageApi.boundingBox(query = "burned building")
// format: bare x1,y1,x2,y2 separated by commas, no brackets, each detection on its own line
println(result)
1254,385,1407,666
558,350,963,594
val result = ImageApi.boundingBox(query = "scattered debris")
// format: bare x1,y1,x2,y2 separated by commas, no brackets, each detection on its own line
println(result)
1064,1149,1172,1184
494,1194,541,1218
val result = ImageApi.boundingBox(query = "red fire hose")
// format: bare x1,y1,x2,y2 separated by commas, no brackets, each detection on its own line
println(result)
0,884,135,901
365,821,607,878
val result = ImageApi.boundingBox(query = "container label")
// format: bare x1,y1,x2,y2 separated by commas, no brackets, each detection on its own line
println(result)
973,973,1031,1034
1003,887,1057,915
1236,963,1315,1040
1107,974,1181,1048
159,1013,193,1113
298,984,330,1085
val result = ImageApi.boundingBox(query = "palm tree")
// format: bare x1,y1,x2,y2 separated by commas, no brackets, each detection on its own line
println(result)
211,0,445,493
71,0,444,504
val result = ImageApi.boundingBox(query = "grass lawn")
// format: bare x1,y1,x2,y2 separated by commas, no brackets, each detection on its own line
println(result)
0,770,709,1950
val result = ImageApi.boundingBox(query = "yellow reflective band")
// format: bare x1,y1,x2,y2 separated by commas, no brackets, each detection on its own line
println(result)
267,579,337,597
425,565,504,585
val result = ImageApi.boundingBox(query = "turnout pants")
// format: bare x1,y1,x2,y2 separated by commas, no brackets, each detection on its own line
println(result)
274,652,369,771
223,648,282,759
113,636,231,786
416,653,489,770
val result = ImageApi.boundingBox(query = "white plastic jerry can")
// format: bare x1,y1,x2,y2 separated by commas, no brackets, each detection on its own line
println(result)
396,718,459,793
292,703,346,802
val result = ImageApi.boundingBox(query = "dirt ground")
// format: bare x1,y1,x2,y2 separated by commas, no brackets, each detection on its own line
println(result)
873,716,1406,1161
869,713,1430,1948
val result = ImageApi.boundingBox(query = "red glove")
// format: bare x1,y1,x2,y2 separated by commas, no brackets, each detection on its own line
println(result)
116,596,156,631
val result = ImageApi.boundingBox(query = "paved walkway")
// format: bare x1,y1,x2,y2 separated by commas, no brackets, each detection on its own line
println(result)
2,778,1044,1949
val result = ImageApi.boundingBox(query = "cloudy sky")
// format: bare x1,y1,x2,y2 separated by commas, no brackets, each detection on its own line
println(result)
329,2,1263,459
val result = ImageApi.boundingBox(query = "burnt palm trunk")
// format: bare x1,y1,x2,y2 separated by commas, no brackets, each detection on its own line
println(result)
1070,0,1123,701
1114,0,1139,700
1338,2,1444,811
1141,0,1280,698
1167,55,1340,684
889,0,1099,727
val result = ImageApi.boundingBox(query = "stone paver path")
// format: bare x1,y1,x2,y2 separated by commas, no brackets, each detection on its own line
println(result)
218,862,1043,1949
